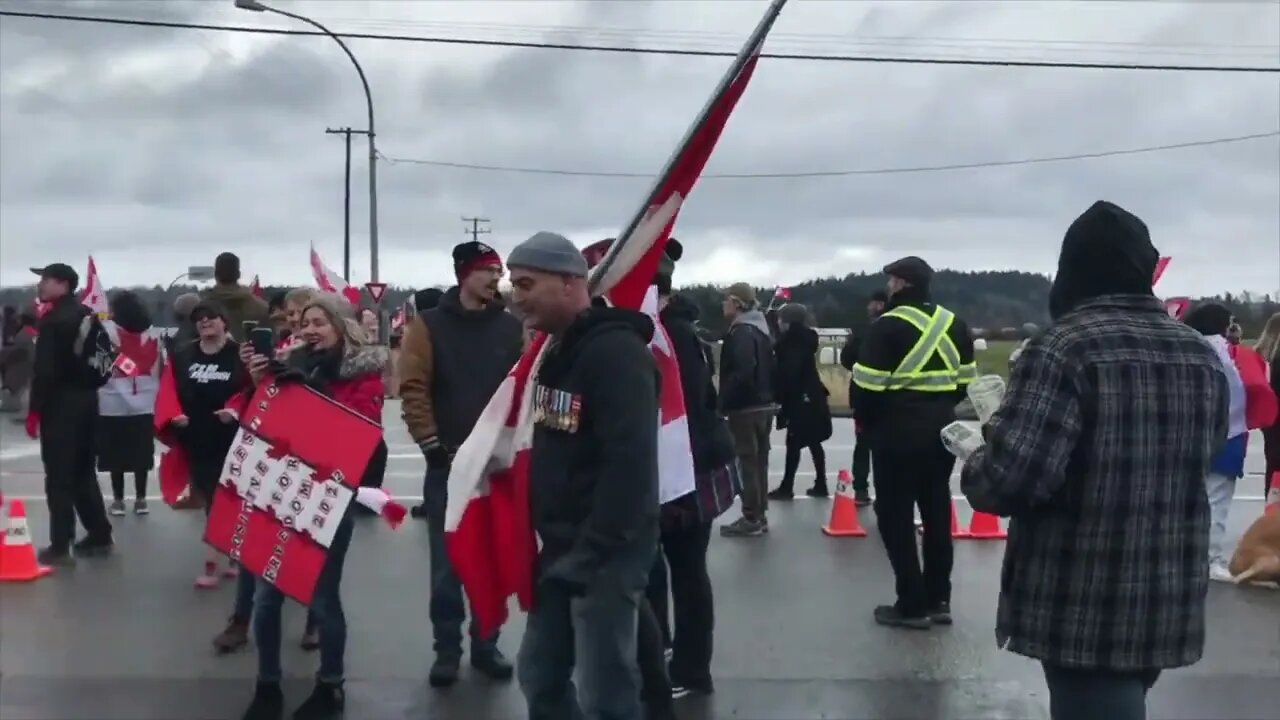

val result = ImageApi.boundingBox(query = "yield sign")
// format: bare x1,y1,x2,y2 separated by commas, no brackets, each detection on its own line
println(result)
364,282,388,304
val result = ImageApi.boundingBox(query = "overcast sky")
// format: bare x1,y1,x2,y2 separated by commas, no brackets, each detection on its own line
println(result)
1,0,1277,297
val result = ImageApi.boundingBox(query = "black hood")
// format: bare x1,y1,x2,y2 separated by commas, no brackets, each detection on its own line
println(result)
439,285,506,321
1049,200,1159,319
660,294,700,325
781,323,819,353
561,306,654,347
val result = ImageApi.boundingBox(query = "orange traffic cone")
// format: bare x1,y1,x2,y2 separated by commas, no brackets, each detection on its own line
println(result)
964,509,1007,540
949,500,972,538
822,470,867,537
0,499,53,582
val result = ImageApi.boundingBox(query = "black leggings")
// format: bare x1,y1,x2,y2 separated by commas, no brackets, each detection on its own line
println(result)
110,471,149,501
781,434,827,488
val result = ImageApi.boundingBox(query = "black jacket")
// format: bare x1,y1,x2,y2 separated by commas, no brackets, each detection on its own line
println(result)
774,324,832,445
31,294,97,418
718,310,774,413
530,307,660,595
850,285,975,450
660,296,734,472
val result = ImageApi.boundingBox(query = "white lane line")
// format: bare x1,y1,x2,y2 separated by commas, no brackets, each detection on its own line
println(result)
0,445,43,461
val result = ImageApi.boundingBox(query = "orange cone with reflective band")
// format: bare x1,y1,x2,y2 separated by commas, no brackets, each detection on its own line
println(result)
822,470,867,537
963,509,1007,540
0,499,53,582
950,500,971,538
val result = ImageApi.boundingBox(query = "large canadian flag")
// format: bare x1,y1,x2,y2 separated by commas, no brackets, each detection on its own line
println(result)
79,256,108,316
443,0,786,638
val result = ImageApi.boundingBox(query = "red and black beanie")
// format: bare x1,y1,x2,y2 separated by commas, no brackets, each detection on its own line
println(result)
453,241,503,280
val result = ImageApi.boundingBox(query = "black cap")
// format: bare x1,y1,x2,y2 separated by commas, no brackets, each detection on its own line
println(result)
189,300,228,324
883,256,934,288
30,263,79,290
869,291,889,303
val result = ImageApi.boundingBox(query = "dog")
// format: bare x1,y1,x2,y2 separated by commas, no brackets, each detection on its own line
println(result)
1228,506,1280,588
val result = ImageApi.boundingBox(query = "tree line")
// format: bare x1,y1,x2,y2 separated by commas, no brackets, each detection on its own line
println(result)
2,270,1275,338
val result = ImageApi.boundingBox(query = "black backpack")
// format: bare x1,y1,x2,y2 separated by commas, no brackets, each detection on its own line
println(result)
73,313,118,389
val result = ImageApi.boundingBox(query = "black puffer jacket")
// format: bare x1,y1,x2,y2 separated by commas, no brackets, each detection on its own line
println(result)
530,307,660,595
774,324,832,445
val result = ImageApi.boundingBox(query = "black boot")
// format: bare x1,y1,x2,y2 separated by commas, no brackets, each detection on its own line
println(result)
471,647,514,680
36,545,75,567
805,480,829,498
429,653,461,688
241,682,284,720
767,484,794,500
72,535,114,557
292,680,345,720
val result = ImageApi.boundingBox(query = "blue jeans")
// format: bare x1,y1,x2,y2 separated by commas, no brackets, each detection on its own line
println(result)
254,516,355,682
233,569,316,633
517,577,647,720
424,468,498,657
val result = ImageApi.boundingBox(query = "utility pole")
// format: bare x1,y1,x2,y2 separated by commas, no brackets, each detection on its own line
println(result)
462,217,492,243
325,127,357,281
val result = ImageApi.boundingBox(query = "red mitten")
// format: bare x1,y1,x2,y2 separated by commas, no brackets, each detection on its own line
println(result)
24,412,40,439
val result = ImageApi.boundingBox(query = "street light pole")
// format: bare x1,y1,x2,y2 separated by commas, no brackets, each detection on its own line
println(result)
234,0,379,285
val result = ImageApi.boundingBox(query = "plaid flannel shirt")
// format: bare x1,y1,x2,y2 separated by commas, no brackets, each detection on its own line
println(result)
962,295,1229,671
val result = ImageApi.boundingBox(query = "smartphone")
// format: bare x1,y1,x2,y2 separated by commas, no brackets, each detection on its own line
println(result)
242,320,258,337
249,326,275,357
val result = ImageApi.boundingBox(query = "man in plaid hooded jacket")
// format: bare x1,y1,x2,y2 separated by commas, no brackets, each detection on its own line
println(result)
961,200,1229,720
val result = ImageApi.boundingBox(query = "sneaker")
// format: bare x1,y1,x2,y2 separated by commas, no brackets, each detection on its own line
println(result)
873,605,931,630
767,487,794,500
928,602,953,625
240,682,284,720
671,684,692,699
805,484,829,499
292,680,344,720
410,504,427,519
134,499,150,515
471,648,514,680
108,500,126,517
1209,562,1234,583
854,490,872,507
428,653,461,688
214,617,251,654
223,564,240,579
36,545,75,567
719,517,766,537
72,535,114,557
195,562,220,589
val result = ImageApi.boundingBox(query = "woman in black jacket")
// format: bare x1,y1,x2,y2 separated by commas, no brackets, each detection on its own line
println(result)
1257,312,1280,495
768,303,833,499
646,277,738,701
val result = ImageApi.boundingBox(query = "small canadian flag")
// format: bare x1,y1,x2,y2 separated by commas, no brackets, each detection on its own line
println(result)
774,285,792,302
113,353,141,378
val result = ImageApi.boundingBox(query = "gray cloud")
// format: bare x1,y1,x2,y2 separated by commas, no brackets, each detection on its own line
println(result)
1,0,1277,298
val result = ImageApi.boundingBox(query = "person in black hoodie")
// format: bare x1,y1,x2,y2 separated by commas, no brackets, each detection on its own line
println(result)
769,303,833,499
27,263,114,565
167,301,248,588
507,231,659,720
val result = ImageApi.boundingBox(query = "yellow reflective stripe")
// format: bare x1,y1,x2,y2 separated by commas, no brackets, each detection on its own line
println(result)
883,373,958,391
956,363,978,385
884,306,929,332
895,307,955,377
851,363,890,392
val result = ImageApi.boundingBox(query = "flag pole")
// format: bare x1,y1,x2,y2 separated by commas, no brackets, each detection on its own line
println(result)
588,0,789,295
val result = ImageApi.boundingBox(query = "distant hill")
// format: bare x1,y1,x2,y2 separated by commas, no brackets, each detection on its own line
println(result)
3,271,1275,338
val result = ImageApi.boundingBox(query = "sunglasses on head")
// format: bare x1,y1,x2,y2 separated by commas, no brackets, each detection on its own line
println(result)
193,312,222,323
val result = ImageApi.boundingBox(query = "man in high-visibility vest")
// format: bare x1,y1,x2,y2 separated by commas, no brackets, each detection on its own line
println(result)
851,256,976,629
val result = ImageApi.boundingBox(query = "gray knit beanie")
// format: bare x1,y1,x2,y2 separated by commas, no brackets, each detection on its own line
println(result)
507,231,589,277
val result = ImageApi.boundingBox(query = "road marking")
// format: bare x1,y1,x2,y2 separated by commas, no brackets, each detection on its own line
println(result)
0,445,42,461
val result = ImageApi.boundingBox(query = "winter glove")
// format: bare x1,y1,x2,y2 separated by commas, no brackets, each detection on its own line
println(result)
24,412,40,439
420,436,452,469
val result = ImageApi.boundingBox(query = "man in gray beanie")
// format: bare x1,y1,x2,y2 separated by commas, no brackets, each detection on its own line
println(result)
507,231,660,720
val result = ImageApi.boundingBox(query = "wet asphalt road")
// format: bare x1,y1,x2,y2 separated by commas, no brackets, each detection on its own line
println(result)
0,404,1277,719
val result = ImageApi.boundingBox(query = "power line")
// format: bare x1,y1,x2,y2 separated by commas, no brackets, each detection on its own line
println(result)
2,10,1277,73
378,131,1280,180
